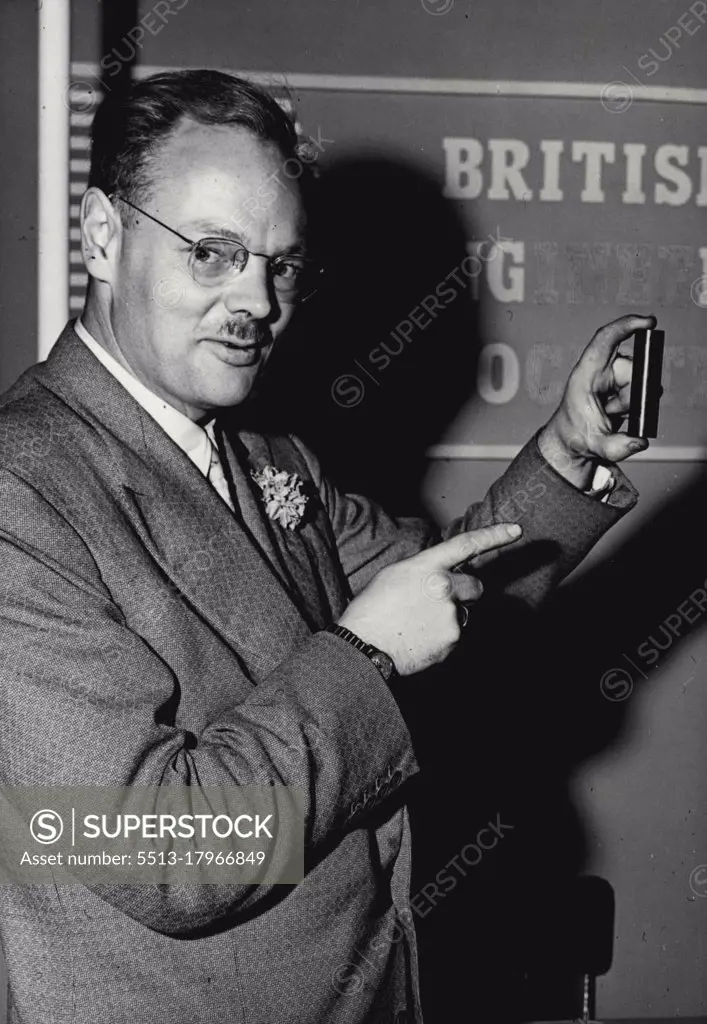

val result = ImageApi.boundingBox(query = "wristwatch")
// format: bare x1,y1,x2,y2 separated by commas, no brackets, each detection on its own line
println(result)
324,624,398,682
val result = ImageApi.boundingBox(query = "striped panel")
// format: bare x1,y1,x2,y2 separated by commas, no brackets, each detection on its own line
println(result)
67,75,101,313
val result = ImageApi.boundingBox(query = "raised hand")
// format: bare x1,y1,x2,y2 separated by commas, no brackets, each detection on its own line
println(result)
538,314,657,489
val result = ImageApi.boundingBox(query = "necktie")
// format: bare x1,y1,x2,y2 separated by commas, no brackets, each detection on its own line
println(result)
204,421,235,512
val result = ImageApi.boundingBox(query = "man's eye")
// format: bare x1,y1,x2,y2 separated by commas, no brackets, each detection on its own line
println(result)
193,244,225,265
273,259,304,280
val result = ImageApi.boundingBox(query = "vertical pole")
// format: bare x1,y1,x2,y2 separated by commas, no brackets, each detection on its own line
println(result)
38,0,70,361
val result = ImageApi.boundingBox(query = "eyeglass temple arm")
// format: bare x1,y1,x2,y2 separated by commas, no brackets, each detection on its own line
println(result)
112,194,321,276
110,194,196,247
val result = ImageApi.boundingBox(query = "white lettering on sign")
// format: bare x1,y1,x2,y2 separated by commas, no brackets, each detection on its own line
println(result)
486,241,525,302
473,342,707,409
487,140,532,200
572,141,616,203
461,239,704,306
654,145,691,206
443,137,707,207
698,147,707,205
476,343,521,404
443,137,484,199
538,141,564,202
622,144,647,204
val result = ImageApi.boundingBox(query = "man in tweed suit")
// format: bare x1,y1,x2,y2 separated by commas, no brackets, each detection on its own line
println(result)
0,70,653,1023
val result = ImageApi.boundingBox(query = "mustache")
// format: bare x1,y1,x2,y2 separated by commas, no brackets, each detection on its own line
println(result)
217,319,271,346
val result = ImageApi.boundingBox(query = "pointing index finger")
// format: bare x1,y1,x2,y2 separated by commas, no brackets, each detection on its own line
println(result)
424,523,523,572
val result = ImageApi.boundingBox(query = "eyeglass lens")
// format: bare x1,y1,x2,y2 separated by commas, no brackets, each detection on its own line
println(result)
189,240,317,299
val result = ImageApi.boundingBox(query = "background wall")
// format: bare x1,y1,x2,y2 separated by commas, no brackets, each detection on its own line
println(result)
0,0,705,1019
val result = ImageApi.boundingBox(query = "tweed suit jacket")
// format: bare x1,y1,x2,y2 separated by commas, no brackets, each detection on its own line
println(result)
0,324,637,1024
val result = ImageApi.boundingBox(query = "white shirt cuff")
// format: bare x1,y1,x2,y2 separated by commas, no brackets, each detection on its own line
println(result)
583,463,616,504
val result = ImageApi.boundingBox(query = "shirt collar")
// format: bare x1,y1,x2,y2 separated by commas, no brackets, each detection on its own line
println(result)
73,318,213,477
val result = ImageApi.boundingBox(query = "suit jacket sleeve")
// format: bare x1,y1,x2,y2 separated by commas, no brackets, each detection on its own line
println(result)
289,431,638,605
0,470,418,937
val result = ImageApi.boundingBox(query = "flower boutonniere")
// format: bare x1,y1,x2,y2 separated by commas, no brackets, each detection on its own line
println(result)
250,464,309,530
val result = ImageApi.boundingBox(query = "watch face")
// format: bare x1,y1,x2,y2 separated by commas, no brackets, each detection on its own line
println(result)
370,650,395,681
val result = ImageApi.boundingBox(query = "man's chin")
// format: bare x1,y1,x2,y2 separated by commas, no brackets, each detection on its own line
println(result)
195,339,274,409
200,363,262,410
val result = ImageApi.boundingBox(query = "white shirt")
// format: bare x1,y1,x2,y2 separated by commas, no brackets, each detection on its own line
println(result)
74,318,214,478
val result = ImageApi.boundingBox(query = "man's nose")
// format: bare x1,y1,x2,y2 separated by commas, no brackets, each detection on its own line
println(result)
221,256,273,320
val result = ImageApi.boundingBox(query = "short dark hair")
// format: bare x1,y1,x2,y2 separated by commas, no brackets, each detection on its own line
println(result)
89,69,300,215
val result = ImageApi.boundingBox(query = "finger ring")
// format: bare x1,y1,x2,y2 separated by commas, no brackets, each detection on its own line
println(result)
457,604,469,629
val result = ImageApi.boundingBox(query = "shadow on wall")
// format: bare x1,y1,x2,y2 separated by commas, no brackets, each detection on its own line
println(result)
256,154,482,517
258,155,707,1021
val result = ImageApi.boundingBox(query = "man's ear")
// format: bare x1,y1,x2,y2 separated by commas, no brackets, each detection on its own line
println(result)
80,188,122,282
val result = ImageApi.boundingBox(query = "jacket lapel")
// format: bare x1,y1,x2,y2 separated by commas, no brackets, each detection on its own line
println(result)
217,426,305,604
35,324,312,680
221,425,343,628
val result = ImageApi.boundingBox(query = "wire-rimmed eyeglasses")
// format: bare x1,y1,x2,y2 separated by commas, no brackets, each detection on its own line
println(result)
112,194,323,303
